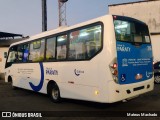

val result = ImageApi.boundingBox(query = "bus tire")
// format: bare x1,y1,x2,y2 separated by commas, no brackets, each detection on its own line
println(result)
8,76,17,90
48,83,61,103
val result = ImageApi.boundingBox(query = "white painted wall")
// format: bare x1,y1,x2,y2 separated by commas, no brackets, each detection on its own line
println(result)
150,35,160,62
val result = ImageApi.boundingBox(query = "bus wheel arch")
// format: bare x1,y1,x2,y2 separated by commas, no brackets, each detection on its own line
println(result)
8,76,12,83
47,80,61,103
8,76,17,90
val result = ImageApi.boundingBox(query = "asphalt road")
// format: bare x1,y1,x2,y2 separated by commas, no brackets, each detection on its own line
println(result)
0,80,160,119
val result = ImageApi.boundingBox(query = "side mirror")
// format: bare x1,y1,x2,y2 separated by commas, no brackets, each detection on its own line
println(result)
4,52,7,58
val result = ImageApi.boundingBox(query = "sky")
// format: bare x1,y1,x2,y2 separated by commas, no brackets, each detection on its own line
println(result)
0,0,141,36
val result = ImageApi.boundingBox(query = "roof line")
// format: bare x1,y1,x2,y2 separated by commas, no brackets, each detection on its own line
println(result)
0,32,23,38
150,32,160,35
108,0,160,7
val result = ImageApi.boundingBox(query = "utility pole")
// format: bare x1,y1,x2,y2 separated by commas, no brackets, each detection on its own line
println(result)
58,0,68,26
42,0,47,32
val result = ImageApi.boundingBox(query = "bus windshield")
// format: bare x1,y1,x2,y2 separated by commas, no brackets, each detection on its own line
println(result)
114,16,150,43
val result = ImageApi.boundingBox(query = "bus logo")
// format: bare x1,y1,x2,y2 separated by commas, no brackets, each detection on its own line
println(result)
122,58,128,66
74,69,84,76
46,68,58,75
117,45,131,52
146,71,152,78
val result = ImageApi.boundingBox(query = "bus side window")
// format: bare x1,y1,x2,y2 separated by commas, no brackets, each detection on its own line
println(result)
17,45,24,62
57,35,67,60
7,46,17,63
23,44,29,62
46,37,56,60
69,30,87,60
69,25,102,60
29,39,45,62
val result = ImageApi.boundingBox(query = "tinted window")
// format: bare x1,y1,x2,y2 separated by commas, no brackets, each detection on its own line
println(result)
23,44,29,62
69,25,102,60
46,37,56,60
29,39,45,62
7,46,17,63
17,45,25,62
57,35,67,60
114,19,150,43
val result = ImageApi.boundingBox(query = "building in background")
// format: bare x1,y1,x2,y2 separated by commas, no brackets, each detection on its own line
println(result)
0,32,25,80
109,0,160,62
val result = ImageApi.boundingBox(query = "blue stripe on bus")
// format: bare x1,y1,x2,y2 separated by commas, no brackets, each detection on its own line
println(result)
29,62,44,92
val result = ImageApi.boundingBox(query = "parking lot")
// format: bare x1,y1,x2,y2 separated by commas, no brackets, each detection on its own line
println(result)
0,80,160,119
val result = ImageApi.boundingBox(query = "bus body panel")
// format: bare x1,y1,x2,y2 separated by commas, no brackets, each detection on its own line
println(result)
9,63,42,91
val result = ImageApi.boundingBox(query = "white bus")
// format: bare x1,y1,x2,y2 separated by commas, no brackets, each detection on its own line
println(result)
5,15,154,103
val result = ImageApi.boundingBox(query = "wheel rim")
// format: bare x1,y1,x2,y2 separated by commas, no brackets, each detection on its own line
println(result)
155,75,160,83
51,88,59,100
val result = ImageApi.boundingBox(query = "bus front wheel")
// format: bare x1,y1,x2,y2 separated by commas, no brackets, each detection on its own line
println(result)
48,83,61,103
8,76,17,90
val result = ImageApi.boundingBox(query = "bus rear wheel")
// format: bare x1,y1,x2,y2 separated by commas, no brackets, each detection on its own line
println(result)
48,83,61,103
